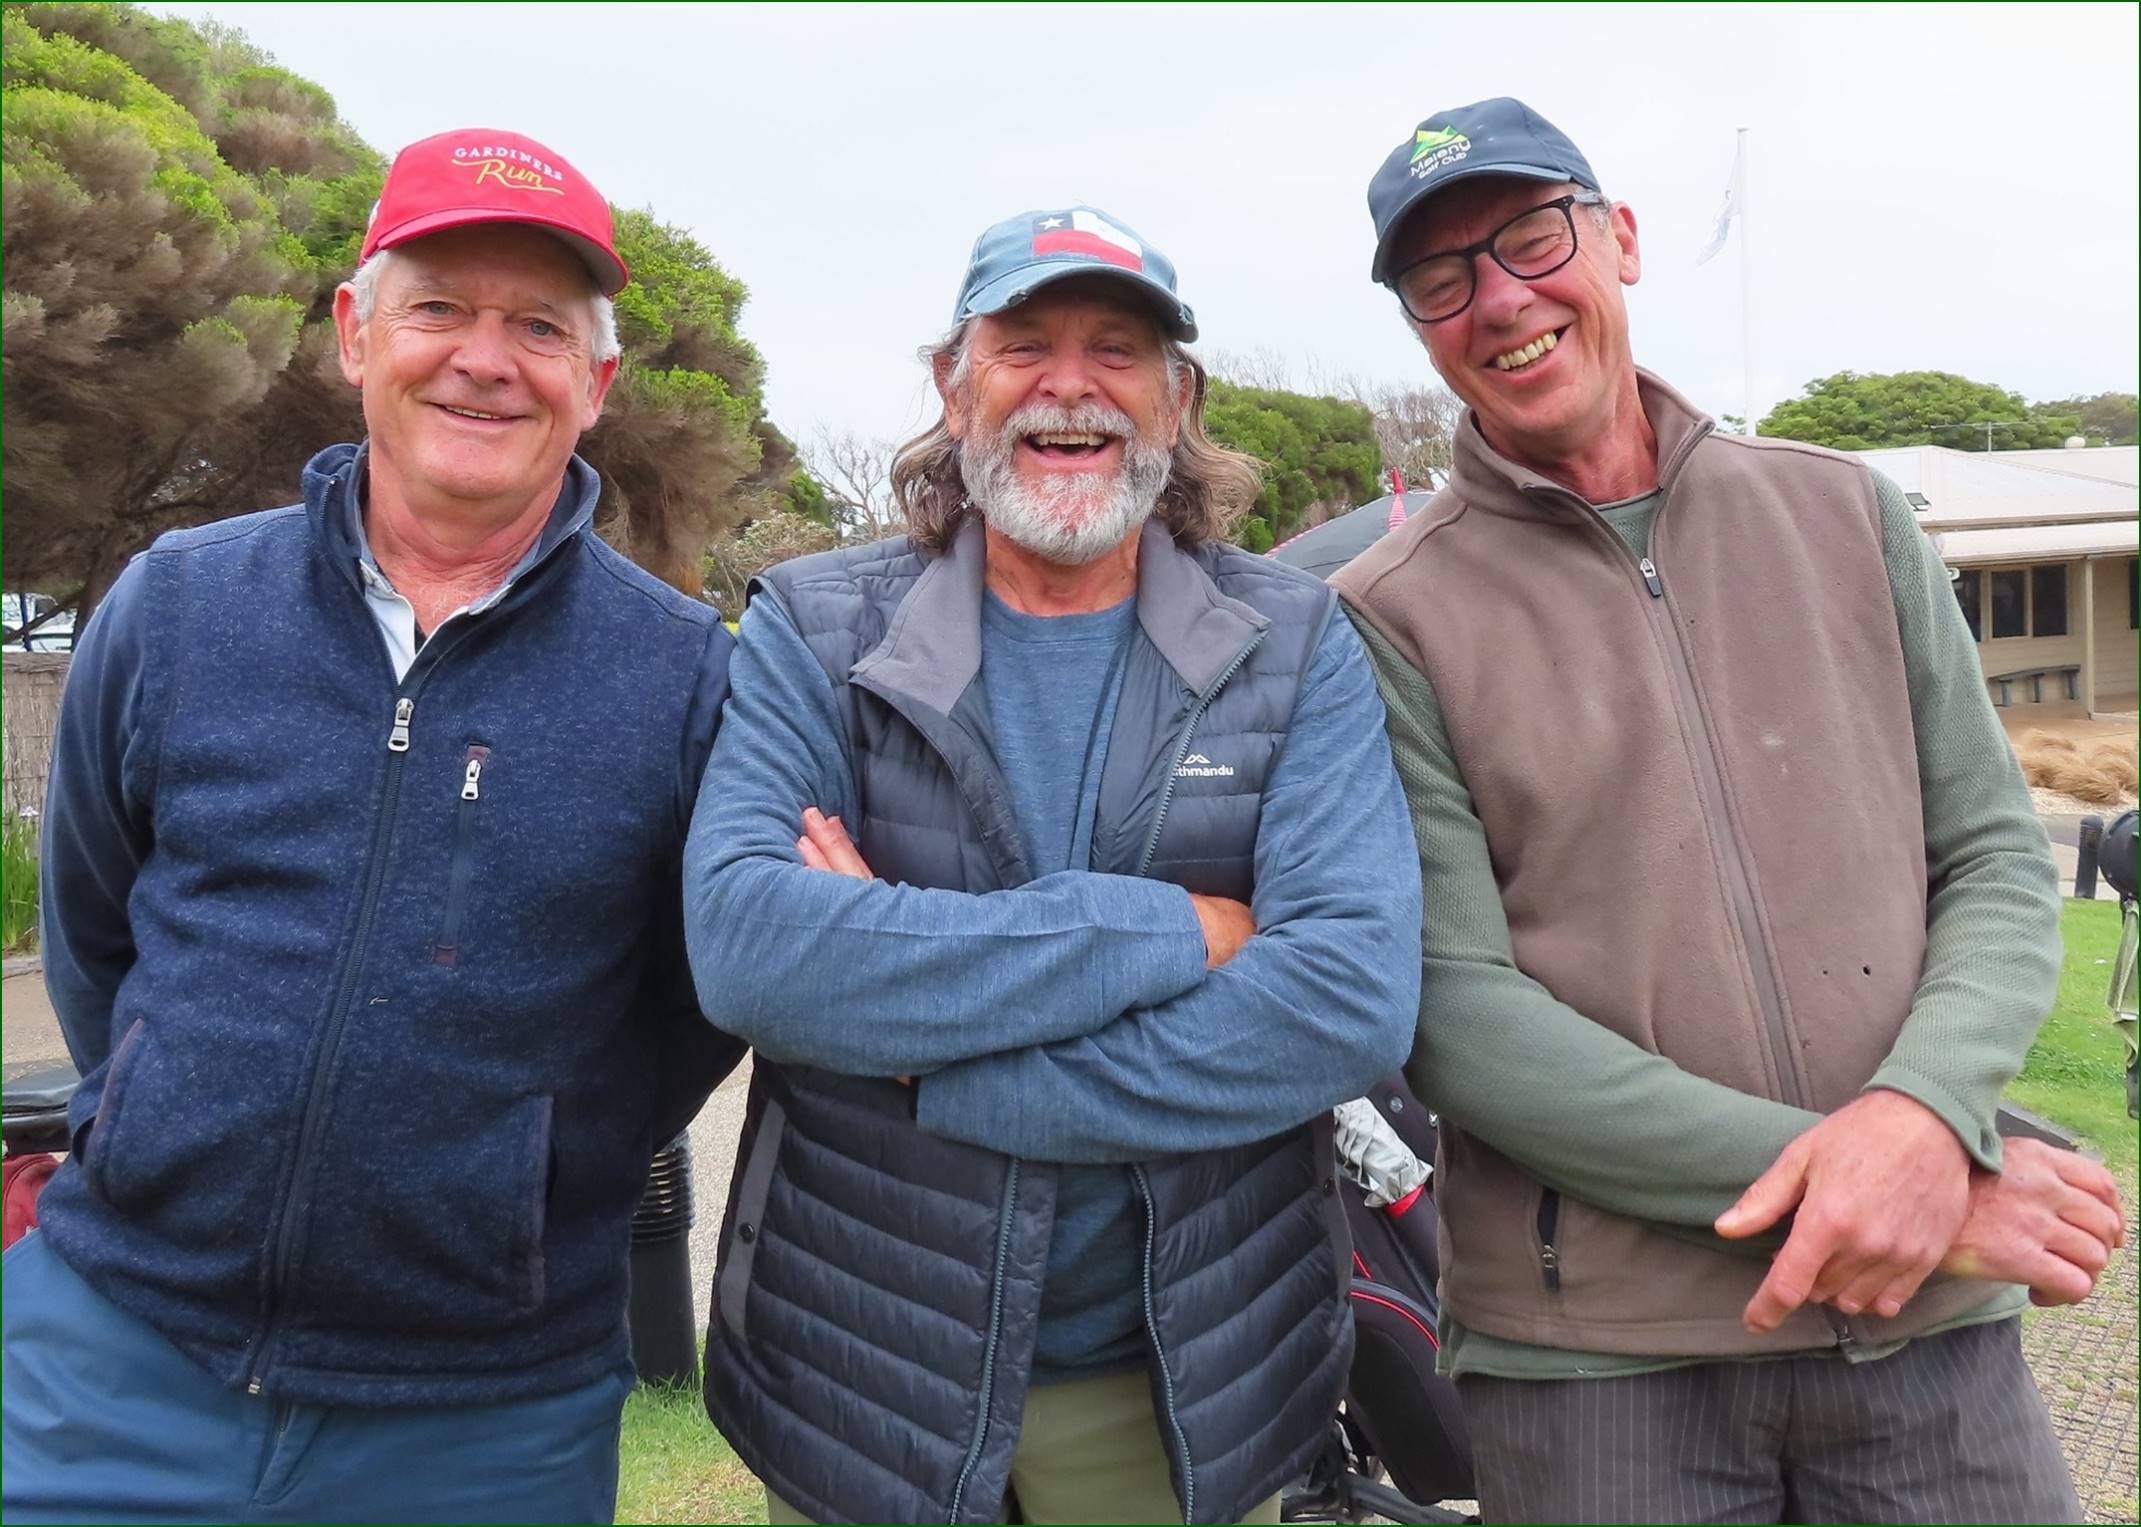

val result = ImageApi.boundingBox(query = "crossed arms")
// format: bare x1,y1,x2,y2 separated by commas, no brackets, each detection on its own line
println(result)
681,592,1420,1164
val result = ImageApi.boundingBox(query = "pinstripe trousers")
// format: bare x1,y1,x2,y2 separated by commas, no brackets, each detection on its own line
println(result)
1457,1318,2079,1524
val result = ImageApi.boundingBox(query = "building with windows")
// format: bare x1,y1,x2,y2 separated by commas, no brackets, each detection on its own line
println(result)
1856,446,2139,718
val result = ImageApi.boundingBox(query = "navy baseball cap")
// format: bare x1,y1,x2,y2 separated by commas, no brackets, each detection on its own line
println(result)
1366,98,1600,282
952,205,1197,341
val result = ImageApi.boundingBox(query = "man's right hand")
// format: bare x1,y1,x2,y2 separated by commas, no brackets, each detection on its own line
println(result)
1188,894,1256,968
1939,1137,2125,1307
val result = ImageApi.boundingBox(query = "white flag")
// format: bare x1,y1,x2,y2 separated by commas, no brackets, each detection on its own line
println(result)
1696,141,1743,266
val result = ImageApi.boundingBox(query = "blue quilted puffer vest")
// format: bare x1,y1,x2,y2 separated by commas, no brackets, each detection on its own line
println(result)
703,519,1355,1524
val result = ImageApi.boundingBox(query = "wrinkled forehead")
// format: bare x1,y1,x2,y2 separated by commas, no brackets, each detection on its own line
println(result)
1390,174,1586,264
382,223,599,308
973,275,1171,345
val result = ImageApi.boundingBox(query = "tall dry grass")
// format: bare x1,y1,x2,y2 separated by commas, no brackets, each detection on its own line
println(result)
2015,730,2140,806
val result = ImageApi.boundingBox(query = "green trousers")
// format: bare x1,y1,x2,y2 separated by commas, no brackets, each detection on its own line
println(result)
765,1367,1283,1525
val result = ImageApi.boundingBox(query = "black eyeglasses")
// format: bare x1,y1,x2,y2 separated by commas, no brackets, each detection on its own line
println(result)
1386,194,1610,324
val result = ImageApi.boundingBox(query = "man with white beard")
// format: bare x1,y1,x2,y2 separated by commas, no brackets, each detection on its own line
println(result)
681,207,1420,1525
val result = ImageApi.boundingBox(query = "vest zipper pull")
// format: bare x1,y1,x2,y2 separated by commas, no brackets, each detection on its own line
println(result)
1638,557,1664,598
387,697,414,753
460,756,483,802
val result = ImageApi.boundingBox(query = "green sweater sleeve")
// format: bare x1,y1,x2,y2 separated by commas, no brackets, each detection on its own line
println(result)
1860,469,2062,1170
1346,608,1820,1229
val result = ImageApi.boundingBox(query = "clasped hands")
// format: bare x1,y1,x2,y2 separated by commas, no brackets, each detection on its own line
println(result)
1716,1089,2125,1331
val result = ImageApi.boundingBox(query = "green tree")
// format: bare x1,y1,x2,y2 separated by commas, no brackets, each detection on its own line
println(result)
2031,392,2137,447
1757,370,2082,452
1203,381,1382,549
0,1,373,613
3,2,803,618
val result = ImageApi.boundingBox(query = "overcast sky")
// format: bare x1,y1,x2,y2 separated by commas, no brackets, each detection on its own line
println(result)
162,2,2140,453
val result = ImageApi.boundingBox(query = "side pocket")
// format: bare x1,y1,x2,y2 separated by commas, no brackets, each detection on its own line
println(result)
80,1021,151,1209
432,743,491,967
715,1098,787,1342
514,1094,555,1313
1533,1185,1563,1294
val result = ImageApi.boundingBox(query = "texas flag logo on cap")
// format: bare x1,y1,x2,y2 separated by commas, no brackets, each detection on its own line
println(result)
1031,210,1144,272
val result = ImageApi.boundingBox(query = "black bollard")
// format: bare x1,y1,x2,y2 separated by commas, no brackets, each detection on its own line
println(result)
627,1134,700,1388
2075,815,2104,901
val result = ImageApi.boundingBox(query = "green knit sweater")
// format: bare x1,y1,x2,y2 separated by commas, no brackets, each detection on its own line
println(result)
1349,471,2055,1379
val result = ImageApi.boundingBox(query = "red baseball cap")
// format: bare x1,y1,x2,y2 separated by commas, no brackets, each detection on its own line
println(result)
362,128,629,296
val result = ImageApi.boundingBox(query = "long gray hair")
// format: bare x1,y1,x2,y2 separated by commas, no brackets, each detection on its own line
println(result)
889,318,1264,554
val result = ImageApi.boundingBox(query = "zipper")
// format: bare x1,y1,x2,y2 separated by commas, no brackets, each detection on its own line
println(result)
433,745,491,966
1534,1187,1563,1293
243,619,488,1397
1131,1165,1195,1523
1619,540,1805,1109
1134,630,1266,876
947,1161,1020,1524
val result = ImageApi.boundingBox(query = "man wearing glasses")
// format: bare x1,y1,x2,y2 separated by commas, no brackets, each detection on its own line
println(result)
1332,97,2123,1522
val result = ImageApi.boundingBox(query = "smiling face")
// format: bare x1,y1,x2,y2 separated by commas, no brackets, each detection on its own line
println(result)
1389,176,1643,472
333,223,617,529
940,280,1191,565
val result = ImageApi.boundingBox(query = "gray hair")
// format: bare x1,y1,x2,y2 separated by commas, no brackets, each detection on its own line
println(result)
344,247,621,364
890,316,1265,554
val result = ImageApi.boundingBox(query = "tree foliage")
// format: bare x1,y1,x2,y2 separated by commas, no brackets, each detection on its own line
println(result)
1203,380,1382,550
2031,392,2137,448
2,2,802,618
1,1,373,612
1757,371,2083,453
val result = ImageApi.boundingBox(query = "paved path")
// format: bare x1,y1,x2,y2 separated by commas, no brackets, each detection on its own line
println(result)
2021,1175,2140,1525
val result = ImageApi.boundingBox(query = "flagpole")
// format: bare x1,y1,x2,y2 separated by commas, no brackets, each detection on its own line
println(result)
1737,126,1756,435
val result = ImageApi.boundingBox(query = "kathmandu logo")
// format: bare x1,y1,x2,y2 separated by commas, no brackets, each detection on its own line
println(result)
1408,125,1472,180
1175,752,1235,779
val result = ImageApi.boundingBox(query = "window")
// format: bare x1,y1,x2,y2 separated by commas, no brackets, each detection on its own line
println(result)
2030,564,2068,637
1953,569,1983,642
1989,569,2026,638
1905,492,1931,510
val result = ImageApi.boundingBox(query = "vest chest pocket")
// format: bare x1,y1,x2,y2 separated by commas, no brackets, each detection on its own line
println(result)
432,744,491,968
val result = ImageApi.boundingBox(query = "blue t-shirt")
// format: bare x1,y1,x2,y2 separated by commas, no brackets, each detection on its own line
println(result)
979,589,1145,1379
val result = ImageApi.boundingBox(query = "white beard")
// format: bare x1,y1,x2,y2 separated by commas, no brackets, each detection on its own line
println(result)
959,400,1174,566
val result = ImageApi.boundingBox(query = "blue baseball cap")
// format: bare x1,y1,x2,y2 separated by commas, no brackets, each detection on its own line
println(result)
1367,98,1600,283
952,205,1197,341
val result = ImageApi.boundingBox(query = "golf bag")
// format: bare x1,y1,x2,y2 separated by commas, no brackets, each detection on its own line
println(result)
1285,1073,1476,1525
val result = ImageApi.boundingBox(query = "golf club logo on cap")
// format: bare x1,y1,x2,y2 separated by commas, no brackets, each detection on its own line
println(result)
451,143,567,196
1408,124,1472,181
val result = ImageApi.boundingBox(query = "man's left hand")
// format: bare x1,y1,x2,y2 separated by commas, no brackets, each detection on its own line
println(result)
1716,1089,1972,1332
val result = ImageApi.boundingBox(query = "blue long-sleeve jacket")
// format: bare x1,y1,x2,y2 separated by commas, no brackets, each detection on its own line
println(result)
683,561,1421,1164
34,445,740,1406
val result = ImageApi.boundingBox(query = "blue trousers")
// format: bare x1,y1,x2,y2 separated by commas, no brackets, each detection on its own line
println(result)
2,1232,633,1524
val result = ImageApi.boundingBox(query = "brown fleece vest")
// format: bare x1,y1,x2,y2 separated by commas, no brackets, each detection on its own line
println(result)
1337,372,2002,1356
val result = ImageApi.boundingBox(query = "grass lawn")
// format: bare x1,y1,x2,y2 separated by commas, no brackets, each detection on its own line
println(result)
610,898,2138,1525
615,1382,765,1525
2007,899,2138,1161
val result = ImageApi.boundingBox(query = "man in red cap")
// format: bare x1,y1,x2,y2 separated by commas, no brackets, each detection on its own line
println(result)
2,130,738,1523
